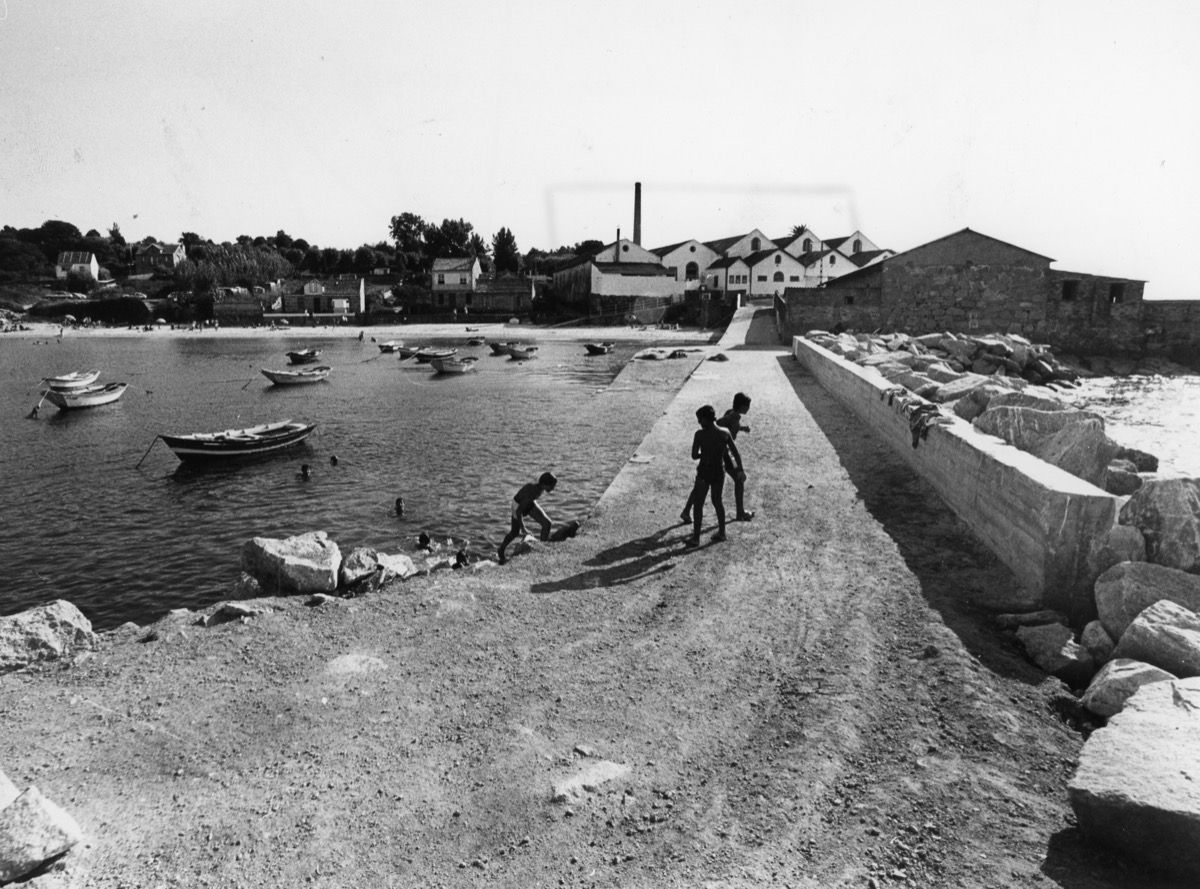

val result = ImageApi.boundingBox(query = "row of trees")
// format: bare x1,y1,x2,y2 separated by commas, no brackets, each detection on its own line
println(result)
2,215,615,293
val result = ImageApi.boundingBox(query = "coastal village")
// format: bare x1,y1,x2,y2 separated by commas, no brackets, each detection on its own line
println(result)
3,188,1200,887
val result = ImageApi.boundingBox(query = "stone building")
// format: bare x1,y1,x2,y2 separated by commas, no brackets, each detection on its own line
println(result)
777,228,1157,356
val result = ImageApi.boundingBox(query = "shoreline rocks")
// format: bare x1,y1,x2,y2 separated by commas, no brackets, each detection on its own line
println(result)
0,600,97,674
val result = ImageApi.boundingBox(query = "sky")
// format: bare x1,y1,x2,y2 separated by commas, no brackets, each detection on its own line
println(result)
1,0,1197,299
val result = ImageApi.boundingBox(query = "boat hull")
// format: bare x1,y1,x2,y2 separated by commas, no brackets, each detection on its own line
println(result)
160,421,316,462
506,345,538,360
43,370,101,390
261,366,331,385
431,357,477,374
44,382,128,409
584,343,614,355
286,350,322,365
415,348,457,363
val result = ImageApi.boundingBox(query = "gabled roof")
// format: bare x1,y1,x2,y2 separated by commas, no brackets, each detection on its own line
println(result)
650,239,691,257
849,249,888,268
891,228,1055,264
708,255,749,270
743,248,793,268
703,234,745,254
795,249,832,267
823,236,849,250
56,251,96,265
432,257,478,272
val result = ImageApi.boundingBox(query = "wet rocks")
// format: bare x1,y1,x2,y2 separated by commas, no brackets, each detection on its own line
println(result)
1069,677,1200,882
242,530,342,594
0,600,97,674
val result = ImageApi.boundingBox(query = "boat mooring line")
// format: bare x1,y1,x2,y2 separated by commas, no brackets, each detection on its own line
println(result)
134,436,161,469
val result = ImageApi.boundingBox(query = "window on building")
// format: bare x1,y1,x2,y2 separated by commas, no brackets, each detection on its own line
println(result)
774,254,782,265
459,275,467,284
689,245,696,253
465,295,472,306
773,271,784,282
685,262,699,280
757,275,767,282
803,238,812,252
830,256,837,265
844,296,855,305
1109,283,1126,304
853,238,862,254
751,237,761,251
789,275,799,282
1062,280,1080,301
437,273,445,284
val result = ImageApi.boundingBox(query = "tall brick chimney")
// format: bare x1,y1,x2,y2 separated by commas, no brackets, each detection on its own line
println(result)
633,182,642,246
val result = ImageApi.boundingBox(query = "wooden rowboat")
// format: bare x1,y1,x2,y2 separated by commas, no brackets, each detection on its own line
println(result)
489,342,513,356
159,420,316,462
261,365,331,385
44,381,128,410
415,348,458,364
506,344,539,360
431,356,479,375
377,341,403,353
286,349,322,365
584,342,614,355
42,370,100,391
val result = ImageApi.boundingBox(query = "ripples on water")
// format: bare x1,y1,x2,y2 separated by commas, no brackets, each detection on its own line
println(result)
1,333,703,629
1062,374,1200,478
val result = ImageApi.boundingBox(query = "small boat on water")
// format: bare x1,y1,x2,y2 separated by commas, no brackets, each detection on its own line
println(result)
44,381,128,410
431,355,479,375
584,342,615,355
490,342,513,356
377,341,403,353
506,344,539,360
466,337,486,346
395,344,423,359
286,349,322,365
159,420,316,462
415,348,458,364
42,370,100,391
261,365,332,385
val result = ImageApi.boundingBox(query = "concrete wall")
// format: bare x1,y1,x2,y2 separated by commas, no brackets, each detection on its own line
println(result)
793,336,1117,620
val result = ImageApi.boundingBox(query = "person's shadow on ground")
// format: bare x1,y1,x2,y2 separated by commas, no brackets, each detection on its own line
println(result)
530,525,690,595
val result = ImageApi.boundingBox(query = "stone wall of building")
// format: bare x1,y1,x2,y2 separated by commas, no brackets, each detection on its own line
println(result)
1141,300,1200,365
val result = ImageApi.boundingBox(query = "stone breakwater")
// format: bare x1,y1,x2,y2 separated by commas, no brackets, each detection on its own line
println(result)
800,328,1200,882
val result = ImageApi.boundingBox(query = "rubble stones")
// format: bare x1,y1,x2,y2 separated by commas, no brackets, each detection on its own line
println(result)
1094,561,1200,639
0,600,98,674
242,530,342,594
1111,600,1200,678
1015,622,1095,686
1080,658,1175,717
1119,479,1200,573
1069,677,1200,882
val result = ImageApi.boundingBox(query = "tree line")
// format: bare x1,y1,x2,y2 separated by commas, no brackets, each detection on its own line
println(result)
1,215,610,294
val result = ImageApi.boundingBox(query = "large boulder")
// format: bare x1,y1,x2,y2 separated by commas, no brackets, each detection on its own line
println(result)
339,546,383,588
972,406,1117,486
949,383,1009,422
1119,479,1200,573
986,390,1066,412
1086,525,1146,583
1069,677,1200,881
1080,658,1175,717
1015,622,1095,686
1114,445,1159,473
0,786,84,884
929,372,1000,405
1095,560,1200,639
1080,620,1116,665
0,600,97,674
1103,464,1143,497
241,531,341,594
1112,600,1200,678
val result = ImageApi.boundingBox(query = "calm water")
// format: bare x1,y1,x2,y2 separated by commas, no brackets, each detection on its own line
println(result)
0,333,702,630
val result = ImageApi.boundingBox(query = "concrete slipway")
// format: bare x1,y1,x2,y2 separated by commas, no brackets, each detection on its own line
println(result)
0,308,1153,888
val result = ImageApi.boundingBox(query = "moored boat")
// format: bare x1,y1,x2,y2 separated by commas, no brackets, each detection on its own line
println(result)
377,341,403,353
489,342,513,356
395,344,422,359
466,337,486,346
261,365,332,385
159,420,316,462
286,349,322,365
584,342,615,355
415,348,458,364
506,344,539,360
431,355,479,375
44,381,128,410
42,370,101,391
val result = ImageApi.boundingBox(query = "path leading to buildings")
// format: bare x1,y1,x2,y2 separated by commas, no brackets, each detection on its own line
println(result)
1,309,1155,887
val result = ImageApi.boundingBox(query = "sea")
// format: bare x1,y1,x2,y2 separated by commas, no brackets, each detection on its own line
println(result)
2,332,1196,632
0,332,704,631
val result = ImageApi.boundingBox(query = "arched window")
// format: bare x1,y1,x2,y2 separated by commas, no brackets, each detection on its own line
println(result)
685,261,699,280
803,238,812,252
830,255,837,265
773,271,784,282
750,237,761,251
852,238,862,254
774,254,782,265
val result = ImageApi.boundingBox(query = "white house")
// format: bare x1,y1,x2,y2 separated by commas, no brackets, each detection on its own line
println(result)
55,251,99,280
824,230,881,259
743,248,806,298
650,239,720,289
551,238,679,308
431,257,481,292
705,256,751,295
775,225,825,258
704,229,775,260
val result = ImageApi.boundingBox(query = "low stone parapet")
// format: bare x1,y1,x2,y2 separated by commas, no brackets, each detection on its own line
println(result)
794,336,1117,619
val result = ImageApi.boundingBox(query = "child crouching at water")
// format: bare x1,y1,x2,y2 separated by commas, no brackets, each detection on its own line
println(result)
498,472,557,565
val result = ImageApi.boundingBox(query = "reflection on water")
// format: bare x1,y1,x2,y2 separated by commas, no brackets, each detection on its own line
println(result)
1,334,699,629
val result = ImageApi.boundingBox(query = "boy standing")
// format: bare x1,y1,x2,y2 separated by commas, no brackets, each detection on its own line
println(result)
681,392,754,524
498,471,558,565
685,405,739,547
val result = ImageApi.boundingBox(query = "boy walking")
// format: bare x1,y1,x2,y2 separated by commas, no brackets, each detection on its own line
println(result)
498,471,557,565
681,392,754,524
684,405,739,547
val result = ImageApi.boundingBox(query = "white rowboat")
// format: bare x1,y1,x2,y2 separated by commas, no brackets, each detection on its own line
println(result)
44,382,128,410
261,365,332,385
42,370,100,391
